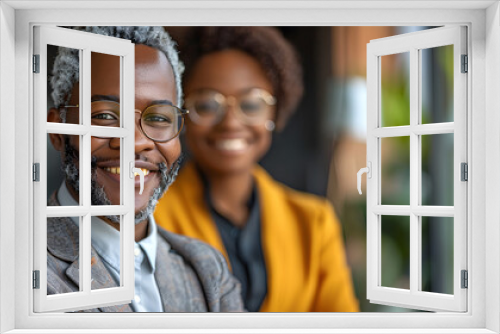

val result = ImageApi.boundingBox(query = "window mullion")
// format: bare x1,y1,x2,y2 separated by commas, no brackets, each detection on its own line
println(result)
365,46,380,295
80,48,92,294
121,49,136,292
409,47,419,294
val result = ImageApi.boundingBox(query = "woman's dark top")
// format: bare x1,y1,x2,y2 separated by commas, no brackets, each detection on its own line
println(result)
201,174,268,312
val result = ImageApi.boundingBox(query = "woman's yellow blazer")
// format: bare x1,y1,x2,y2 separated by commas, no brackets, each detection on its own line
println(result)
154,162,359,312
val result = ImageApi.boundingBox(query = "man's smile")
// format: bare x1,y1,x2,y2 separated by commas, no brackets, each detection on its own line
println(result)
96,160,162,189
62,140,181,224
102,167,151,176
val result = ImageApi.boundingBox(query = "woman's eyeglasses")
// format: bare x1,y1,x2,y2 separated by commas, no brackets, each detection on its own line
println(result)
61,101,189,143
184,88,276,126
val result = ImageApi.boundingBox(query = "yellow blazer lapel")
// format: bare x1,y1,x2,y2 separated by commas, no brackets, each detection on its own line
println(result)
253,166,296,312
169,162,229,263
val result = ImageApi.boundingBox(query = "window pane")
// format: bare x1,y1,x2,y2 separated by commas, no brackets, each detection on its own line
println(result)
91,216,121,290
421,45,454,124
421,217,454,294
421,134,454,206
381,137,410,205
47,134,81,205
47,45,81,125
47,216,80,294
91,52,121,127
381,52,410,127
381,215,410,290
90,136,122,206
89,52,123,207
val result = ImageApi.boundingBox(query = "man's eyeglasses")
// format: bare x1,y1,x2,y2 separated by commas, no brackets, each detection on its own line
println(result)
184,88,276,126
61,101,189,143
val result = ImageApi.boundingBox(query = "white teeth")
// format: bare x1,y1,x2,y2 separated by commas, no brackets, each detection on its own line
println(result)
104,167,121,175
215,139,247,151
135,168,150,176
104,167,150,176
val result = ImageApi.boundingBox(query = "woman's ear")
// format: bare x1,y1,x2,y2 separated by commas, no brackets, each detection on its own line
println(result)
47,108,64,151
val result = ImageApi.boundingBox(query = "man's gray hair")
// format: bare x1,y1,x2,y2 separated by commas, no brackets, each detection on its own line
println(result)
50,26,184,111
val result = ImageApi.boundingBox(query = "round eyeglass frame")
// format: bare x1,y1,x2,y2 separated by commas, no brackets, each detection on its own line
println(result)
60,101,190,143
184,88,276,126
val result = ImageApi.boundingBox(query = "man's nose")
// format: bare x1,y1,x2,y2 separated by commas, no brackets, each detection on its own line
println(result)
108,114,156,151
109,137,121,150
134,113,156,152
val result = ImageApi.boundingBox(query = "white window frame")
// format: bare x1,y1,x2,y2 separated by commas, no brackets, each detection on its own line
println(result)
0,1,499,333
366,26,467,312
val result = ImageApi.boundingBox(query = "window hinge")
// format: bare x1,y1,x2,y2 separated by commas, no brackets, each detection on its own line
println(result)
461,270,468,289
33,54,40,73
461,54,468,73
33,270,40,289
33,163,40,182
461,162,468,181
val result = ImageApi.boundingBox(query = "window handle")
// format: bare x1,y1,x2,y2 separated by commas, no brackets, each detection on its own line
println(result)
130,162,145,195
357,162,372,195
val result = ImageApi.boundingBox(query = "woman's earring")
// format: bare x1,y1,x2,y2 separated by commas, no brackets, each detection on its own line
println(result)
264,120,275,132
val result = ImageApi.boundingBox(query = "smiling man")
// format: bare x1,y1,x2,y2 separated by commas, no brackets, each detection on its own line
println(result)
46,26,243,312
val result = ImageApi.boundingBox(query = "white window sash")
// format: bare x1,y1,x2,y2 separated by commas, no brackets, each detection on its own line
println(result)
33,26,136,313
366,26,467,312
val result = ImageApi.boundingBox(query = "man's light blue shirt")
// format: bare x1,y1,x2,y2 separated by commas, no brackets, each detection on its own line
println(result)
57,182,164,312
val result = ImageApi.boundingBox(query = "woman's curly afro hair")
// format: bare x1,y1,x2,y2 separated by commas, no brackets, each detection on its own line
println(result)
181,27,304,131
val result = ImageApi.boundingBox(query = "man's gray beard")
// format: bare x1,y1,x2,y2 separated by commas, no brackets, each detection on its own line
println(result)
62,137,182,225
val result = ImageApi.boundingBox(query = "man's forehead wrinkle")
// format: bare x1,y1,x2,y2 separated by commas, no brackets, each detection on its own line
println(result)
136,44,170,66
135,45,176,92
89,96,173,109
136,59,174,81
135,75,176,109
150,100,173,106
91,94,120,103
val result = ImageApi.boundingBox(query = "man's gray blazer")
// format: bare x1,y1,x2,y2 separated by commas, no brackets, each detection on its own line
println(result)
46,195,243,312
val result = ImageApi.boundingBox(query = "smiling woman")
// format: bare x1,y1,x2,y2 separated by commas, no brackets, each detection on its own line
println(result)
184,49,276,177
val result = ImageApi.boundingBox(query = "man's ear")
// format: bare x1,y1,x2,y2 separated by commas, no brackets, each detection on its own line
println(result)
47,108,64,151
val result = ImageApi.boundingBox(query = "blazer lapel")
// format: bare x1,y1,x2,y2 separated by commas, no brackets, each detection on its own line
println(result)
177,163,229,262
159,228,223,312
154,234,199,312
252,166,292,312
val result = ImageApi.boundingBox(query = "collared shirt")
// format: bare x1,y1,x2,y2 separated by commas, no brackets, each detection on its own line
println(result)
57,182,164,312
201,176,267,312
